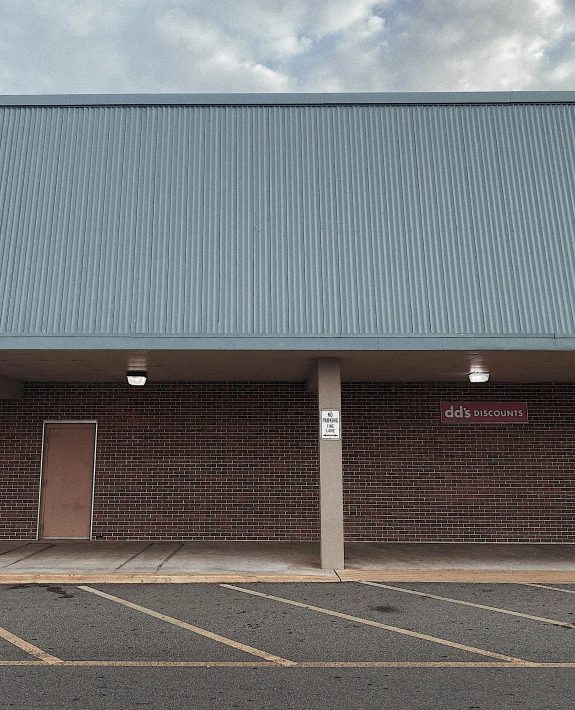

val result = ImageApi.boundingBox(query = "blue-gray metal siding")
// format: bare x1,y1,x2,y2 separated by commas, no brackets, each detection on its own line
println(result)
1,99,574,341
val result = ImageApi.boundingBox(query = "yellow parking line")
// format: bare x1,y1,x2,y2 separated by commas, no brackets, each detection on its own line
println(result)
359,581,575,629
0,625,62,664
297,661,543,668
59,661,277,667
0,660,51,666
63,660,512,668
78,585,294,666
524,583,575,595
221,584,530,665
7,660,575,668
0,660,554,668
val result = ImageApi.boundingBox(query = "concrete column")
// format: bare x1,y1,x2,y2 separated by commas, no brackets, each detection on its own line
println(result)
317,358,345,570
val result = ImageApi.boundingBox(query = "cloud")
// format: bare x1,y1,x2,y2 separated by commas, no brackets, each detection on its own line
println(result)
149,8,292,92
0,0,573,94
300,0,575,92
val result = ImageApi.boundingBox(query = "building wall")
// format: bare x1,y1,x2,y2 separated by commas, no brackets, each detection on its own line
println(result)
343,383,575,542
0,382,319,541
0,381,574,542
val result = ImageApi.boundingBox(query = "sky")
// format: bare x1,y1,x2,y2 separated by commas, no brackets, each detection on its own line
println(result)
0,0,574,94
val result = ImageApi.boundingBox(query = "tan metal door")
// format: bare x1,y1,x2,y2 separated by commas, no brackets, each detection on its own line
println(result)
39,423,96,539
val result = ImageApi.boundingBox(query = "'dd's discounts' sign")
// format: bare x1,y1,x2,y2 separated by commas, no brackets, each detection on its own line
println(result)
441,402,528,423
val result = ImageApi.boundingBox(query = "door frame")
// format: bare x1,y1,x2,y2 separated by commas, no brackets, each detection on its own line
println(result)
36,420,98,541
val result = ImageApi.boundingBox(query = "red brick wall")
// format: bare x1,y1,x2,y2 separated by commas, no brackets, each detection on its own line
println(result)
1,381,574,542
0,382,319,541
343,383,575,542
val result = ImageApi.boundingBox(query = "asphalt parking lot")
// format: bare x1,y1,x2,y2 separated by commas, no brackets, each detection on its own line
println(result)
2,581,575,709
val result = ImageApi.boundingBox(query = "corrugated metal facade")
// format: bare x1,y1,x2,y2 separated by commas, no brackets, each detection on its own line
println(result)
1,97,574,339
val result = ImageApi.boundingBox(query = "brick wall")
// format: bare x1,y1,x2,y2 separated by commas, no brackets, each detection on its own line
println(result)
1,381,574,542
0,382,319,541
343,383,575,542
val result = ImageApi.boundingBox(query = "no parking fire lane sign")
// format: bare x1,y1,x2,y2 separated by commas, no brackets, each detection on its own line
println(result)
321,410,341,439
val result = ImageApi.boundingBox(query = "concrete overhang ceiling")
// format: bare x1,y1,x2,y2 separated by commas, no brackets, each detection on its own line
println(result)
0,350,574,385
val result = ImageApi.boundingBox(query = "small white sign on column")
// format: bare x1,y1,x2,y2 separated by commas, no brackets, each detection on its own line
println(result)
320,410,340,439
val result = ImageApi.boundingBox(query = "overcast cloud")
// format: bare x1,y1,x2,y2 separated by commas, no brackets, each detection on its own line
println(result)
0,0,574,94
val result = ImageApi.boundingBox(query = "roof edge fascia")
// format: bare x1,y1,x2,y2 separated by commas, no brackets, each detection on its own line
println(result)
1,91,575,108
1,335,574,352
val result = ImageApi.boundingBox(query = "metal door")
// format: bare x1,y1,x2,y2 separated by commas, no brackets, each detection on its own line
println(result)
39,422,96,539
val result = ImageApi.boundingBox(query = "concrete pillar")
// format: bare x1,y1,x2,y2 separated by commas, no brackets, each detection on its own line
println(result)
317,358,345,570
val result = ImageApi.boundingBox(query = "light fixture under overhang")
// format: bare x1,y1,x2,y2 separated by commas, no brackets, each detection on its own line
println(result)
127,370,147,386
469,371,489,383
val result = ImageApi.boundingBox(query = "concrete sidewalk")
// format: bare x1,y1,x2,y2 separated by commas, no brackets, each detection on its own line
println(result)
2,541,575,583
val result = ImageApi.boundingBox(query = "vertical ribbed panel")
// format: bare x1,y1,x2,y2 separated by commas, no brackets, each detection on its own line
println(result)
1,102,575,337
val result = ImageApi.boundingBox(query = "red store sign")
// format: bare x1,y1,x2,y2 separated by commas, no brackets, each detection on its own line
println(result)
441,402,528,423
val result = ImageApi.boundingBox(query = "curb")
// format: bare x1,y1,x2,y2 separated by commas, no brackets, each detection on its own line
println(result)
1,570,575,584
0,573,339,584
339,570,575,583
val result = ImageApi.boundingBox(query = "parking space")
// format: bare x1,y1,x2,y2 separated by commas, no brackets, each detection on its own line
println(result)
1,584,266,663
373,581,575,619
89,584,482,663
1,581,575,668
3,582,575,708
224,581,575,664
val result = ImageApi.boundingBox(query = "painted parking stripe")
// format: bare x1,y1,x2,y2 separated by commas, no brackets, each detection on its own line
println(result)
0,661,50,666
524,583,575,595
0,625,62,664
78,585,294,666
0,660,567,668
221,584,529,665
359,581,575,629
